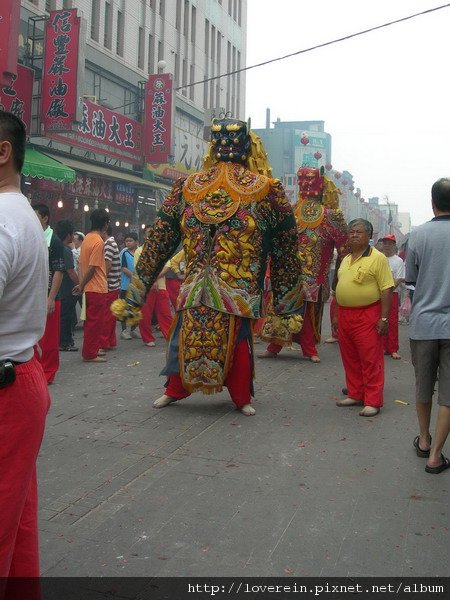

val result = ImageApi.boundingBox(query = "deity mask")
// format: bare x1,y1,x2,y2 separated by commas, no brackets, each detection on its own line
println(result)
297,166,324,200
210,118,251,163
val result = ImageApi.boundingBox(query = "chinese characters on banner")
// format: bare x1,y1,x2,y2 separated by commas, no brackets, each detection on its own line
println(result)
42,9,81,132
0,64,34,130
0,0,20,86
144,74,174,164
115,183,135,206
48,99,142,164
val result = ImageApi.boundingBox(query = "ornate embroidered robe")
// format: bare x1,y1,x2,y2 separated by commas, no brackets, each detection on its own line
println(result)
126,161,303,393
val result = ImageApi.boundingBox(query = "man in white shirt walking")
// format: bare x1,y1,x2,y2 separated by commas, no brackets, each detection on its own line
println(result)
381,234,405,359
0,111,51,577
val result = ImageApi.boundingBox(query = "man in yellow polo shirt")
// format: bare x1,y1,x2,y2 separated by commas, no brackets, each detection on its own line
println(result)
333,219,394,416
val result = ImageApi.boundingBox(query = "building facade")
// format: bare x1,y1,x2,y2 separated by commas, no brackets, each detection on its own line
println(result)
10,0,247,238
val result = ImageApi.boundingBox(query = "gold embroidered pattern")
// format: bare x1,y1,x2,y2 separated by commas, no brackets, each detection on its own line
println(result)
193,189,240,225
179,306,237,394
294,198,325,232
183,162,270,205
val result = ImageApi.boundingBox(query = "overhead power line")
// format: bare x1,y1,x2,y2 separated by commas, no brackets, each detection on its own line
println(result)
174,3,450,91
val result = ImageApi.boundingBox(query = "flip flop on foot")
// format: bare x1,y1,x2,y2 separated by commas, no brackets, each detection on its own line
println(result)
97,349,106,356
240,404,256,416
425,455,450,474
257,351,278,359
359,406,380,417
391,352,401,360
153,394,178,409
336,397,363,407
310,355,321,363
83,356,107,363
324,337,338,343
413,435,431,458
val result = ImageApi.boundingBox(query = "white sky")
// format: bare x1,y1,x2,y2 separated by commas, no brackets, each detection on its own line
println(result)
245,0,450,225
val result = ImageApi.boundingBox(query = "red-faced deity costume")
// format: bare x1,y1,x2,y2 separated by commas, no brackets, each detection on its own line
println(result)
112,118,303,408
260,166,348,357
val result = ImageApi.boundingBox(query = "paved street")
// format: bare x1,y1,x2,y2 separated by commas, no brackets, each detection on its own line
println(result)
38,312,449,577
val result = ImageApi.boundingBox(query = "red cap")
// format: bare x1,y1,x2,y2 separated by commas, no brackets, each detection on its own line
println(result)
380,234,396,242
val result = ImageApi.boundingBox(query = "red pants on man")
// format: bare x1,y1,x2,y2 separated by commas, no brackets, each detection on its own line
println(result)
100,289,120,350
82,292,106,360
139,289,173,343
34,299,61,384
383,291,399,355
165,337,252,408
0,357,50,577
338,301,384,408
267,301,318,357
165,279,181,310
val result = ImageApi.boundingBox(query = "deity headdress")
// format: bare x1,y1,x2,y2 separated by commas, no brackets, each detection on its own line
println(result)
297,166,340,209
203,115,272,177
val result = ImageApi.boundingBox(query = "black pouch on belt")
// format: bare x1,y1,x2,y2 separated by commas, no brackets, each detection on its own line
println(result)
0,360,16,389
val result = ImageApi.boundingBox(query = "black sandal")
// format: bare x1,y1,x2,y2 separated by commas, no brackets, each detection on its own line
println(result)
425,455,450,474
413,435,431,458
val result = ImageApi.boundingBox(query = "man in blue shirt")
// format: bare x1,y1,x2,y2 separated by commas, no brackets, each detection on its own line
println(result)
119,232,140,340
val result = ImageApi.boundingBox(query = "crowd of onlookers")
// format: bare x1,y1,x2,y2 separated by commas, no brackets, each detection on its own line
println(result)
30,206,185,374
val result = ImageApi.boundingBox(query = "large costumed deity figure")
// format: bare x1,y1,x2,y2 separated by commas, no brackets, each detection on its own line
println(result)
259,166,348,362
112,117,303,415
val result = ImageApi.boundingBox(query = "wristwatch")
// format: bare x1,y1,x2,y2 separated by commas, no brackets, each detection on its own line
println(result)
381,317,388,322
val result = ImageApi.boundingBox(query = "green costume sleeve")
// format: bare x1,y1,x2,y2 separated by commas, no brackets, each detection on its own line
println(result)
125,178,184,308
268,179,304,315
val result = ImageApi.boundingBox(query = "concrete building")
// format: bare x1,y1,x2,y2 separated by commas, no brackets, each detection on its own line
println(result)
15,0,247,235
397,212,412,235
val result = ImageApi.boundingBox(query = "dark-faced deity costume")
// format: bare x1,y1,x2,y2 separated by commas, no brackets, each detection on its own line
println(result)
112,118,303,410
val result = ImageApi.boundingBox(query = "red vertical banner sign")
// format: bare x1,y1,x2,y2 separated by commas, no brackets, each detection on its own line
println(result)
0,65,35,131
144,74,174,164
0,0,20,86
42,9,81,132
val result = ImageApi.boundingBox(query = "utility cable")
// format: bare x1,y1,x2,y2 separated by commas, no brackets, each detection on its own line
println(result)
174,3,450,91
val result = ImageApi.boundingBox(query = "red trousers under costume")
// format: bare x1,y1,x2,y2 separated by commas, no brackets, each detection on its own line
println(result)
338,301,384,408
0,357,50,577
82,292,106,360
166,337,252,408
139,289,173,343
383,291,399,355
34,299,61,384
100,289,120,350
267,301,318,357
165,279,181,310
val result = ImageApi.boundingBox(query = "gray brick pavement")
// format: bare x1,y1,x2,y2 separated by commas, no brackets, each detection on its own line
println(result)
38,317,449,576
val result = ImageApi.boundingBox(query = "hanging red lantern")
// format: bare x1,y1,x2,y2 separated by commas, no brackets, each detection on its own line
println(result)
301,135,310,146
342,180,348,186
334,172,341,179
349,185,355,191
325,163,332,171
314,151,322,160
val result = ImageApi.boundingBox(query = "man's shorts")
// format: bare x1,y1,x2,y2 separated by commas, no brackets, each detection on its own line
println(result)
410,339,450,406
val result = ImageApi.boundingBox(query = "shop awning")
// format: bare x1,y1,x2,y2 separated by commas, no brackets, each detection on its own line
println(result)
22,148,76,183
46,154,171,193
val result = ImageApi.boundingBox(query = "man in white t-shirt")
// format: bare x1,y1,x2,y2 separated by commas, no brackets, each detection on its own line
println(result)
381,234,405,359
0,111,50,577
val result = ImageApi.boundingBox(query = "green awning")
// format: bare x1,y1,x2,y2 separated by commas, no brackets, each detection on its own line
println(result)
22,148,76,183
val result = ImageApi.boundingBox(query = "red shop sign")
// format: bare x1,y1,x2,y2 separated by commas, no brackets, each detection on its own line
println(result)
144,74,174,164
0,0,20,86
0,64,34,130
48,99,143,165
42,9,81,132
